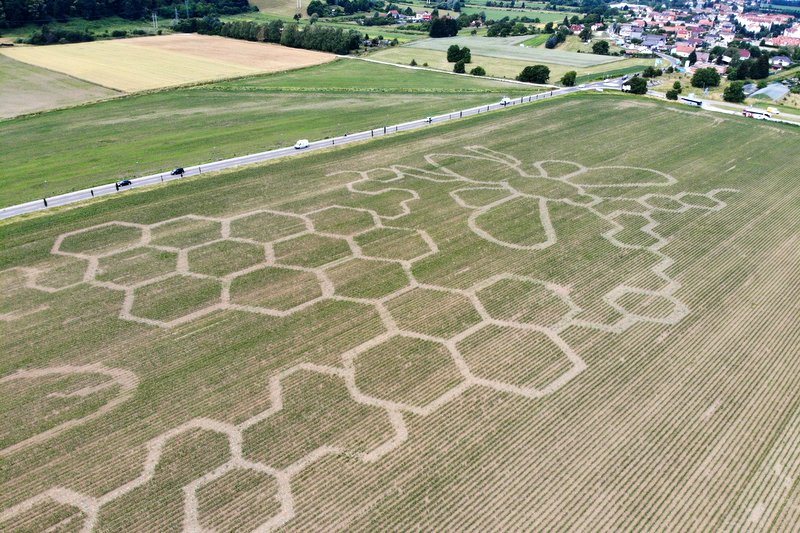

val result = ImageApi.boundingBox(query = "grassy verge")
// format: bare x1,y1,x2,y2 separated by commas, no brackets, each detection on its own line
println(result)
0,59,529,206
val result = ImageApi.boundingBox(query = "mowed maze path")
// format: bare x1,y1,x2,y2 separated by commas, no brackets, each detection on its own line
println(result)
1,96,799,531
0,34,335,92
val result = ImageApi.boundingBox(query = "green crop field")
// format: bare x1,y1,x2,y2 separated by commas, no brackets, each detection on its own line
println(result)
0,59,531,207
371,45,654,83
461,6,579,22
405,36,623,67
2,93,799,531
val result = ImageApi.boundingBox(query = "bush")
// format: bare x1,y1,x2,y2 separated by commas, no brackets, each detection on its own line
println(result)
410,59,417,66
111,30,127,38
447,45,471,63
691,67,721,88
560,70,577,86
447,44,461,62
454,60,466,73
723,81,746,103
592,40,609,55
516,65,550,83
666,89,679,100
626,76,648,94
470,66,486,76
430,17,459,38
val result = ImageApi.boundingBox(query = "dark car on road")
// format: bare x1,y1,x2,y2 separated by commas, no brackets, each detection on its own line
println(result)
116,179,132,189
171,167,185,176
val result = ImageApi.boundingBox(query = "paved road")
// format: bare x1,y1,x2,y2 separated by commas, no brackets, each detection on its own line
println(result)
1,82,600,220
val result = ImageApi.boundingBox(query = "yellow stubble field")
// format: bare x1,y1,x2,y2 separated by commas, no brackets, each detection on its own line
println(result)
1,34,335,92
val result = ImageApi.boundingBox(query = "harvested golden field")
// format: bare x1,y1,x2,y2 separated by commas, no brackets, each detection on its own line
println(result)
0,34,335,92
1,94,799,530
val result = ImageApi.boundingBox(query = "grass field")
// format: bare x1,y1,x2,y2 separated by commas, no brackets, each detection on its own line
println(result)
0,15,166,42
371,46,654,82
1,34,334,92
0,55,120,119
0,59,530,206
461,6,579,22
2,93,799,531
405,36,623,67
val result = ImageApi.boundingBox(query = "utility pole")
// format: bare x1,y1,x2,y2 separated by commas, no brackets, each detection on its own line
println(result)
185,0,190,19
174,6,179,24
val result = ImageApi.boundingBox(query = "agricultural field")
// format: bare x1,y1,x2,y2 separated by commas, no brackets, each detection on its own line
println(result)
0,59,531,206
461,5,579,22
2,94,800,530
0,34,334,92
371,45,654,81
0,55,120,118
404,36,623,67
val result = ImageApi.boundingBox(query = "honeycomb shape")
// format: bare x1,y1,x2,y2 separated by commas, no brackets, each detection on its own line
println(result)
476,277,574,328
309,207,376,236
242,370,396,469
457,324,577,392
96,247,177,287
187,241,265,278
130,275,222,323
57,223,143,256
326,258,410,299
354,227,433,262
229,211,307,243
387,287,482,339
229,266,322,311
273,234,352,268
150,218,222,249
32,256,88,290
195,468,283,532
353,335,463,411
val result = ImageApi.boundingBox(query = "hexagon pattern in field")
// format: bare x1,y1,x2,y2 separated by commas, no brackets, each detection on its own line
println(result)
242,371,397,469
457,324,577,392
230,266,322,311
273,234,352,268
326,258,410,299
355,227,433,262
57,223,143,256
188,241,265,278
309,206,376,236
150,217,222,249
387,287,483,339
230,211,308,243
476,277,573,328
1,146,738,531
353,335,463,411
96,247,177,287
195,468,282,532
131,275,222,323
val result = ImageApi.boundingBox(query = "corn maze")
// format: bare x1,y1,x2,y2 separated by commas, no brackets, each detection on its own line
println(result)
1,138,764,531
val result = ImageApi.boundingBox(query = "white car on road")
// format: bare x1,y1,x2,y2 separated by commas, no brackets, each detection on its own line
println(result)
294,139,309,149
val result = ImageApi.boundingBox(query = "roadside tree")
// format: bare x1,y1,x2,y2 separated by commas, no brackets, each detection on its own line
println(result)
517,65,550,83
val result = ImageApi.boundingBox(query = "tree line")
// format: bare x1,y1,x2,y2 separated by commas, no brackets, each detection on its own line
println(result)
174,16,362,54
0,0,250,27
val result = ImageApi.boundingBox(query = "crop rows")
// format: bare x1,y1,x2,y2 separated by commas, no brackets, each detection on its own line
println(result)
2,100,797,530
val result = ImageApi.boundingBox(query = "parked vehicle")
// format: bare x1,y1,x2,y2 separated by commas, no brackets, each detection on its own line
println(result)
294,139,310,149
